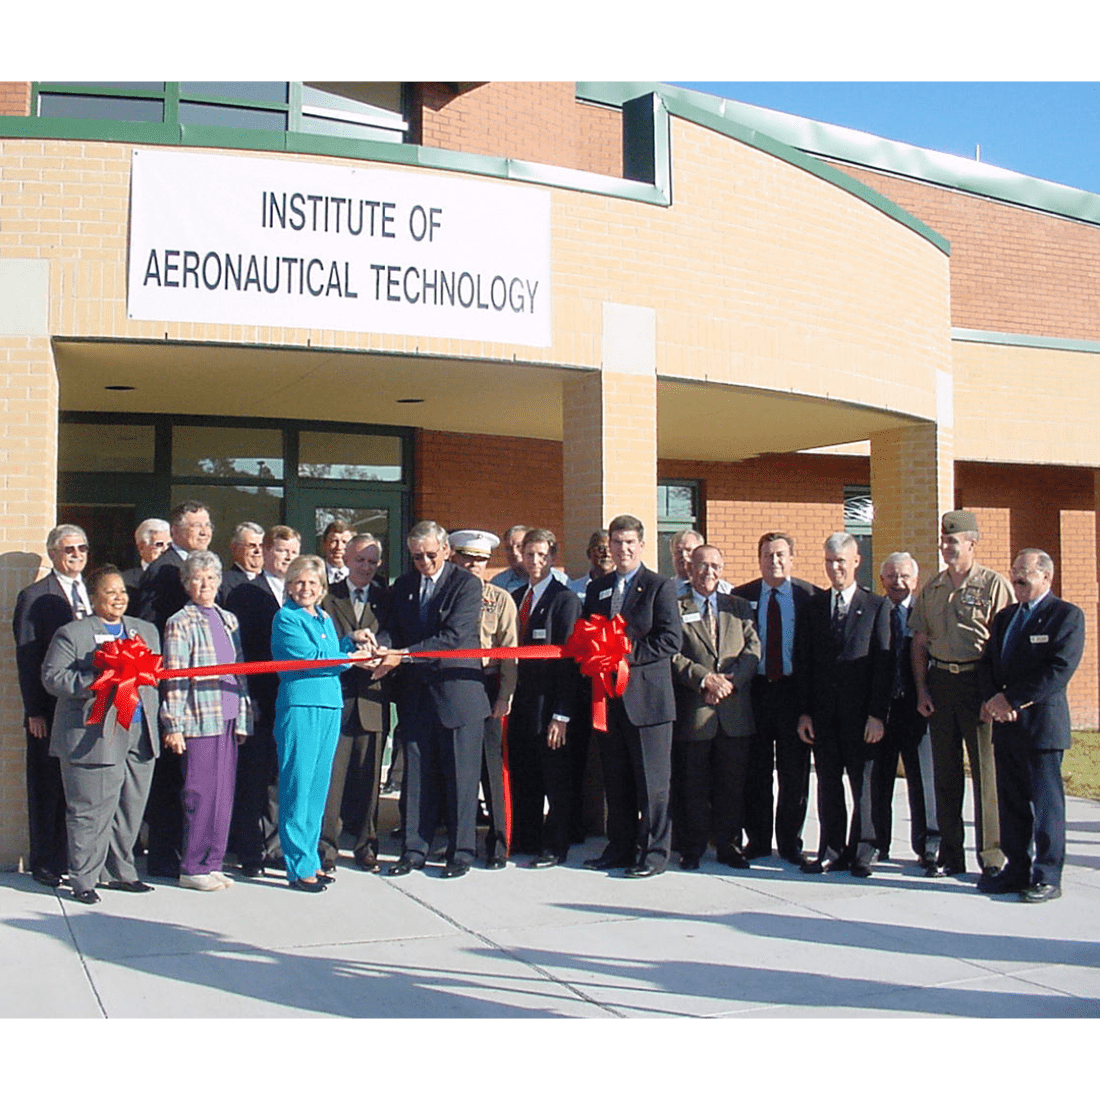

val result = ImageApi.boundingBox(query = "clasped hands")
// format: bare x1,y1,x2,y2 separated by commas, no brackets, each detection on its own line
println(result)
702,672,735,707
981,692,1018,724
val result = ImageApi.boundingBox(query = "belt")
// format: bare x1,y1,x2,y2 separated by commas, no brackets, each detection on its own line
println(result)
929,658,979,674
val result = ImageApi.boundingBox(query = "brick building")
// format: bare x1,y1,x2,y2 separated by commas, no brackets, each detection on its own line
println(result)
0,80,1096,867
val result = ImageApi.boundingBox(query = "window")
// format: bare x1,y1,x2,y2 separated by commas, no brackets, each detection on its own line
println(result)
657,479,700,577
844,484,874,588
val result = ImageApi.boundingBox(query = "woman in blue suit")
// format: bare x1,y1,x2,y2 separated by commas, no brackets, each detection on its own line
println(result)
272,555,372,893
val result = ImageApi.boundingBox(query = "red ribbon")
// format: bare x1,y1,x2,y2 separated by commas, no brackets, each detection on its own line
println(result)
88,619,631,731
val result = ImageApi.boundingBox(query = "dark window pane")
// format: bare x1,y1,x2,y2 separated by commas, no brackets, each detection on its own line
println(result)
59,423,155,473
38,93,163,123
179,101,286,131
179,82,288,104
299,432,403,482
171,485,284,563
172,426,283,480
43,81,164,92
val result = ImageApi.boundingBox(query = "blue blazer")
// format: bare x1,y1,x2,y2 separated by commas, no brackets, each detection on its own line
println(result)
271,602,355,710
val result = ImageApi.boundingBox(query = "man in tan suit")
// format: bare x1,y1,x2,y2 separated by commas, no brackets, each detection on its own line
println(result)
671,544,761,870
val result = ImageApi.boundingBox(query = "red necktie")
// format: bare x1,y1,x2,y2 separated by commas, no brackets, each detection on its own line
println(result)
519,586,533,639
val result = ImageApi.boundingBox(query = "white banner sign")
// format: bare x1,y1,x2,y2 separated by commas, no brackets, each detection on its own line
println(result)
127,148,552,346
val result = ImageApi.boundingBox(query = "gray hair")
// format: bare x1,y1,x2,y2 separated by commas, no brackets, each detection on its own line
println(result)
408,520,449,548
824,531,858,555
181,550,223,584
285,553,328,592
1015,548,1055,579
230,521,265,545
880,551,918,577
135,518,169,546
347,533,380,552
670,528,703,549
46,524,87,553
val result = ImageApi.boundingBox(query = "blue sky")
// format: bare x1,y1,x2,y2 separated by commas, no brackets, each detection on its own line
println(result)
669,83,1100,195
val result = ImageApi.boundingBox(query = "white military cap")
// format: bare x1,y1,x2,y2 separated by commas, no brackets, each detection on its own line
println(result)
449,529,500,559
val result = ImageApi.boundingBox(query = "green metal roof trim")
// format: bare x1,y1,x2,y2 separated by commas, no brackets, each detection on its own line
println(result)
953,328,1100,355
0,110,669,206
578,82,948,255
580,82,1100,229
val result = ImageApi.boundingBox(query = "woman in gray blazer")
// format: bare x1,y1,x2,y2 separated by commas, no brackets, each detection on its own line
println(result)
41,565,162,905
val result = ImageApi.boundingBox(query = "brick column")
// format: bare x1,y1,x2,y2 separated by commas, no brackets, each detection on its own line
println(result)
0,336,59,869
561,303,658,578
869,420,954,590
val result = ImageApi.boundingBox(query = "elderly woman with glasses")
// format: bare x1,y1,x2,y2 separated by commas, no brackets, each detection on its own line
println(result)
161,551,253,892
272,554,373,893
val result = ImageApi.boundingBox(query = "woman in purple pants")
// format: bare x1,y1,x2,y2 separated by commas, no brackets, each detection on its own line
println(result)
161,551,252,891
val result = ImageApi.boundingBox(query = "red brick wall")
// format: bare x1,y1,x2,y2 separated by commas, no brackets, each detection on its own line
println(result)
0,82,30,116
413,429,565,577
411,82,622,178
831,161,1100,341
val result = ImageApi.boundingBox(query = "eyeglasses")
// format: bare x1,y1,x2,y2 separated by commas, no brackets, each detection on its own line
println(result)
151,540,169,549
62,545,89,555
412,551,440,562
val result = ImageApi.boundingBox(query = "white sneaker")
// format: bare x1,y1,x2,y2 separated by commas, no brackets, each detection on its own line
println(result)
179,873,226,891
211,871,233,887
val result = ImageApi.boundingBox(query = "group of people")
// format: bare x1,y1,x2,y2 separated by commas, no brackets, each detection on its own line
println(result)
13,502,1084,906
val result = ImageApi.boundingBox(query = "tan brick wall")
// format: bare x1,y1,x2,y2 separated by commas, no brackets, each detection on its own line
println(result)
833,160,1100,341
414,82,622,178
0,82,30,116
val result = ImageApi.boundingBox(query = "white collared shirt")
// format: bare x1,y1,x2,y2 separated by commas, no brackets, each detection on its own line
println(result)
832,581,858,615
53,570,90,616
523,573,556,617
263,570,286,604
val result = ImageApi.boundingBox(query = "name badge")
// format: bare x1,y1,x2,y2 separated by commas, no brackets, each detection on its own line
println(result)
1029,634,1049,644
598,588,613,600
532,628,548,640
749,601,758,611
681,611,702,623
94,634,115,644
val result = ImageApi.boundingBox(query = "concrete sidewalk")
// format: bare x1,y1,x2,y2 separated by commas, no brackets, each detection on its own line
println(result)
2,780,1099,1018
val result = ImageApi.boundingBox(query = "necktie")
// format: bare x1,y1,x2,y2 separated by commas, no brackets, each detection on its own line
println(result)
419,576,435,624
831,592,846,645
766,586,783,682
519,586,533,639
703,596,717,650
70,579,86,620
890,603,905,698
1001,602,1031,662
610,575,625,617
353,586,365,624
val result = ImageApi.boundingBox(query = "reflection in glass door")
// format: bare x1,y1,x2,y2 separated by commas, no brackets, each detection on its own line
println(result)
291,487,405,583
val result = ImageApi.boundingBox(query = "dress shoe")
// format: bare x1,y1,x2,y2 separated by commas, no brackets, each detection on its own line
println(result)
743,843,772,860
777,848,806,866
531,852,562,868
440,861,470,879
850,863,873,878
354,854,380,873
105,879,154,893
679,855,701,870
239,864,265,878
288,878,326,893
485,855,508,870
1022,883,1062,903
320,858,337,873
801,856,849,874
918,854,939,873
32,867,62,888
977,871,1030,895
71,888,100,905
387,857,422,877
624,863,663,878
583,853,633,871
179,873,226,891
716,850,751,870
315,873,335,885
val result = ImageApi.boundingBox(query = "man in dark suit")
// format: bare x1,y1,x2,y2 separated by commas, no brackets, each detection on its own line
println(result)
582,514,681,878
978,549,1085,903
798,532,892,877
671,544,760,870
12,523,91,888
218,521,265,602
135,499,213,878
872,551,940,872
375,521,490,879
319,533,388,873
121,518,169,605
509,527,581,868
732,531,818,866
224,524,300,877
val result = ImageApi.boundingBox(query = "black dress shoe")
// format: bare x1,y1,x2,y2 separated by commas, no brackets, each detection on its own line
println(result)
918,855,939,873
239,864,265,878
776,848,806,866
71,888,100,905
32,868,62,888
801,857,849,874
583,854,633,871
289,878,326,893
977,871,1029,895
716,850,751,870
935,861,965,877
387,857,422,877
850,863,873,878
679,855,700,870
354,854,380,873
315,873,335,885
485,855,508,870
440,861,470,879
105,879,154,893
624,863,663,878
320,858,337,873
743,843,772,860
1022,883,1062,903
531,852,562,868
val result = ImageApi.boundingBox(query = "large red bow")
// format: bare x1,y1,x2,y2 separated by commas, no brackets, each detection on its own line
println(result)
88,637,163,729
561,614,631,731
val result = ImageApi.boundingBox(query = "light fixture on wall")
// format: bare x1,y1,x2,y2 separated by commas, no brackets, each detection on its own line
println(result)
396,397,423,404
104,385,135,391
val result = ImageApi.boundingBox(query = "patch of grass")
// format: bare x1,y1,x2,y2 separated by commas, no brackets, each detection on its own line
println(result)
1066,729,1100,801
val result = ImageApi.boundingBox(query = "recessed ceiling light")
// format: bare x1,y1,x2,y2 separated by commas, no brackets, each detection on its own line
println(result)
397,398,424,404
105,385,135,391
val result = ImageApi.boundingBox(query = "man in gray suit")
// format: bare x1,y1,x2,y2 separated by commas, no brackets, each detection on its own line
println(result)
671,544,760,870
41,566,161,905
